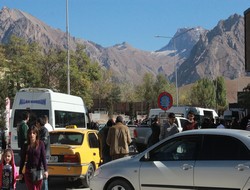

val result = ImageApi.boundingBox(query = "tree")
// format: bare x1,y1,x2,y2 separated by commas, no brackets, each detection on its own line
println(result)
0,79,8,130
189,78,215,108
135,73,155,114
3,36,43,101
106,84,121,117
56,44,102,108
214,76,227,111
40,48,65,89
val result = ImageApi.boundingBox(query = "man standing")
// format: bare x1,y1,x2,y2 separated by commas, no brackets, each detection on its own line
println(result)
17,111,30,155
160,113,179,139
148,115,161,147
183,111,198,131
42,115,53,132
106,116,132,160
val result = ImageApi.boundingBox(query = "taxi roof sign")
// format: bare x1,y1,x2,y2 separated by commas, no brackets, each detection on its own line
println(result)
65,125,77,129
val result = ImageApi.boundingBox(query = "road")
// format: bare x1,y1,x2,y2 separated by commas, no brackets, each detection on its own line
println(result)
16,178,90,190
14,153,90,190
12,145,138,190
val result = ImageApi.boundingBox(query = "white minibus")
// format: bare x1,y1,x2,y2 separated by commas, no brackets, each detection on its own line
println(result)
9,88,90,153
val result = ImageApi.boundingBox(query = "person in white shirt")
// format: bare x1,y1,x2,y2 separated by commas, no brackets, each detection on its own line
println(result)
42,115,53,132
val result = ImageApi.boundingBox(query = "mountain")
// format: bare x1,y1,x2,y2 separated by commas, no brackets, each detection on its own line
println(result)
176,14,245,86
0,7,247,90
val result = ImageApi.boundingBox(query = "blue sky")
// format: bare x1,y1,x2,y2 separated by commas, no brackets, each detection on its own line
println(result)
1,0,250,51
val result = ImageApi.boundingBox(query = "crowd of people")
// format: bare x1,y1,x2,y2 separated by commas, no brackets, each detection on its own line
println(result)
1,109,250,189
0,111,50,190
147,111,250,148
98,115,132,165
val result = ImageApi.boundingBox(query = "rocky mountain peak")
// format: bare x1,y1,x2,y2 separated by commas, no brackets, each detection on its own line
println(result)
0,7,247,88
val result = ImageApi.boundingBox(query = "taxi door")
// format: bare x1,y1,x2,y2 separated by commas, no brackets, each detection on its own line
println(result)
86,132,101,167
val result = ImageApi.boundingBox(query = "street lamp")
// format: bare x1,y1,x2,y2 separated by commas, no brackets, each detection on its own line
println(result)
66,0,70,95
155,28,198,106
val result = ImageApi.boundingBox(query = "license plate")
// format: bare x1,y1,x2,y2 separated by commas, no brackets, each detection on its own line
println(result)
49,156,58,163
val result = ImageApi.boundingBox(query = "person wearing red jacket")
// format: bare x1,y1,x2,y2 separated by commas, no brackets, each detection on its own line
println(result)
0,148,19,190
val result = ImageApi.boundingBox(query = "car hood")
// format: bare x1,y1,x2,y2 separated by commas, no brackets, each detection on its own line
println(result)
100,154,143,168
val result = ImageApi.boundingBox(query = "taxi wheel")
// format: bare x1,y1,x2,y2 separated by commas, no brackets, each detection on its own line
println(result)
107,179,134,190
81,163,95,187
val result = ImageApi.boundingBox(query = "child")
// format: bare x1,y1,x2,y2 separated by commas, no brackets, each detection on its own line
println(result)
0,148,18,190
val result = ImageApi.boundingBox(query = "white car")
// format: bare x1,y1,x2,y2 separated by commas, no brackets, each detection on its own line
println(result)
90,129,250,190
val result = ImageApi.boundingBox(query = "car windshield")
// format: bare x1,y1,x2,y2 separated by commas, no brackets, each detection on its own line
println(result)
50,132,84,145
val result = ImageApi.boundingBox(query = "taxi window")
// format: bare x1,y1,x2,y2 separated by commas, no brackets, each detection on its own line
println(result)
88,133,99,148
50,132,84,145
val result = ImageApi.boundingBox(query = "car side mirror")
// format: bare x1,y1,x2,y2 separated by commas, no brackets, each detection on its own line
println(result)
144,152,150,160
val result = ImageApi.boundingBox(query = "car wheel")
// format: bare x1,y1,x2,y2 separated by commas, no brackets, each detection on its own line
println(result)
81,163,95,188
107,179,134,190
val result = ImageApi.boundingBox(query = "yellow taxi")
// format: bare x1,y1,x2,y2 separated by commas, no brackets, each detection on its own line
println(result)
48,125,100,188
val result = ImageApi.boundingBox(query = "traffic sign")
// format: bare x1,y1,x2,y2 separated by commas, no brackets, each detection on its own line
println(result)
158,91,173,111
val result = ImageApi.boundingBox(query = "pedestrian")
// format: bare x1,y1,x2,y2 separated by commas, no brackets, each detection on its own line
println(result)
98,118,115,164
17,111,30,157
217,119,226,129
148,115,161,147
19,126,48,190
182,111,198,131
42,115,53,132
231,118,241,129
106,116,132,160
0,148,19,190
1,128,6,151
160,113,179,139
201,117,213,129
36,117,50,190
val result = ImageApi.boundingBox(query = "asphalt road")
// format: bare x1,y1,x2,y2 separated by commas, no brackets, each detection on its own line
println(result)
16,178,90,190
14,153,90,190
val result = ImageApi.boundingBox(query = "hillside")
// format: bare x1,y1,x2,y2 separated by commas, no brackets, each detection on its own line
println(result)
0,7,249,104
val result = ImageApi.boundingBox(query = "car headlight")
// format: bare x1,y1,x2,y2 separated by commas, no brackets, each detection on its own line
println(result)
94,167,102,177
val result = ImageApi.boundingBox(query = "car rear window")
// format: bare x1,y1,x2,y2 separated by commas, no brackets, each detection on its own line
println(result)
50,132,84,145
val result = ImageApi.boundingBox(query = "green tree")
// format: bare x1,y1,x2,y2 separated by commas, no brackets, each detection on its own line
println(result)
120,83,138,120
0,79,8,130
57,44,102,108
106,84,121,117
135,73,155,114
92,69,113,113
40,48,65,89
190,78,215,108
4,36,43,101
214,76,227,110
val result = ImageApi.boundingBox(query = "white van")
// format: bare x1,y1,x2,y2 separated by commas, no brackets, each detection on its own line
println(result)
9,88,90,153
149,106,218,125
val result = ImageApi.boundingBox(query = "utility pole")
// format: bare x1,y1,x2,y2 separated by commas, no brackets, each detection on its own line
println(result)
66,0,70,94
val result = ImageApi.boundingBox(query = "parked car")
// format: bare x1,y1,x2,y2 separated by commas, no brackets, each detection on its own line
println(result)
48,125,101,188
90,129,250,190
133,116,188,152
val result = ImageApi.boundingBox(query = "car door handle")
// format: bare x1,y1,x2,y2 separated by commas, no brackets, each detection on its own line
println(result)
182,164,193,170
235,164,249,171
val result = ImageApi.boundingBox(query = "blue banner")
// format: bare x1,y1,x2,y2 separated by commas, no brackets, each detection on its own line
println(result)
19,99,46,105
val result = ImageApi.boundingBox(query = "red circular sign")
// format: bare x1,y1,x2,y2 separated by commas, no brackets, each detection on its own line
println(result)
158,92,173,111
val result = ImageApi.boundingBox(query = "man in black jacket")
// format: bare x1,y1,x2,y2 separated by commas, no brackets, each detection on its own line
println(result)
148,115,161,148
